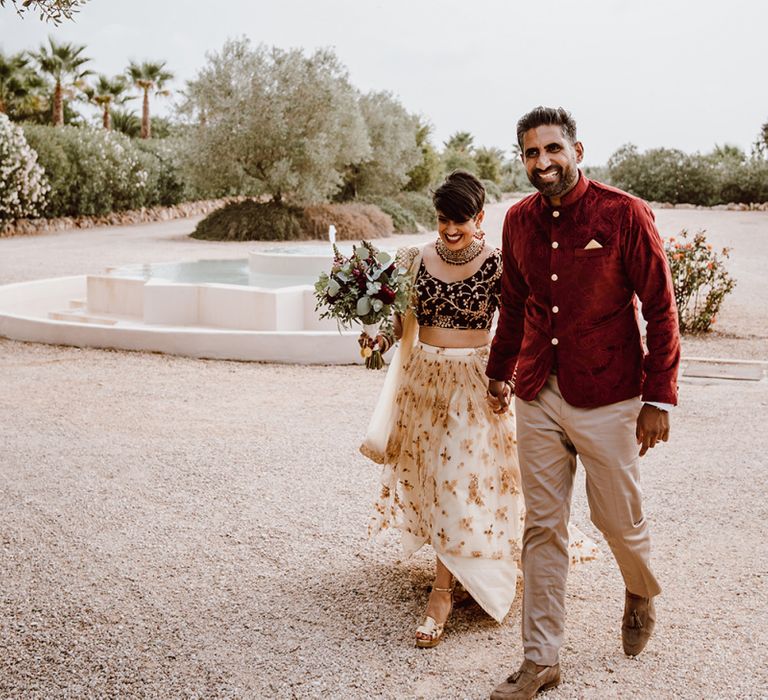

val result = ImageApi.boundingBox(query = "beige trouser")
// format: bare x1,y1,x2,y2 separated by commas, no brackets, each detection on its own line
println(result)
515,375,661,666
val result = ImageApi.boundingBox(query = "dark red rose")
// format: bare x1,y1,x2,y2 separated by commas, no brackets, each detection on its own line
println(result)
375,285,397,304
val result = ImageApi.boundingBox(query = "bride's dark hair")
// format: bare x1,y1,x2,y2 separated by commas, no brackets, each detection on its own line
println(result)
432,170,485,223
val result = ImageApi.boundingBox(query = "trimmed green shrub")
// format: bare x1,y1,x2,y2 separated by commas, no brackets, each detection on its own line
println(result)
304,203,392,239
192,201,393,241
607,143,768,205
718,158,768,204
393,191,435,228
363,196,417,233
192,200,305,241
607,145,720,205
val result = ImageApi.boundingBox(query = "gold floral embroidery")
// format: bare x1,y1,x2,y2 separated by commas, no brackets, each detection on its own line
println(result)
499,468,514,494
467,474,484,507
413,250,502,330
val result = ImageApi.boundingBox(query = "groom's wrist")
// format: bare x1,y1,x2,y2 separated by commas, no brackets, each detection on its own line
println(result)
644,401,673,412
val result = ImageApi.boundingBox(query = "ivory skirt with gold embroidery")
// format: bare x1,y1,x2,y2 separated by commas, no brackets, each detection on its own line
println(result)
369,342,524,622
368,342,599,622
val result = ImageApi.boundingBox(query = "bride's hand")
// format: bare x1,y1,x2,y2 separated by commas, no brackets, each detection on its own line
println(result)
487,379,511,414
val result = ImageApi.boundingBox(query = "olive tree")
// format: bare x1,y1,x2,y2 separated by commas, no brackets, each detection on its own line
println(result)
0,0,87,24
180,39,369,205
340,90,421,199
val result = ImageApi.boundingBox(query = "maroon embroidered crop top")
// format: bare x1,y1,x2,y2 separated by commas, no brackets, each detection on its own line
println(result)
413,249,502,330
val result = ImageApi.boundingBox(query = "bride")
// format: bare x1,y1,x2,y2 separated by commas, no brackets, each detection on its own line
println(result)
361,171,598,648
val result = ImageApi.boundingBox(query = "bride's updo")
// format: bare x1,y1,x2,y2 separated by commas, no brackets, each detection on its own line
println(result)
432,170,486,223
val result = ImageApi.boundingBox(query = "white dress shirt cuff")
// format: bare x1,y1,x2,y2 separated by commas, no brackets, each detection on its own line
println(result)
644,401,674,412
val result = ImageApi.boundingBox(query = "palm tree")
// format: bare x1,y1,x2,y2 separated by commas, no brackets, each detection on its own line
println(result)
110,108,141,138
0,50,28,114
0,50,45,116
32,36,91,126
444,131,475,154
126,60,173,139
84,74,130,129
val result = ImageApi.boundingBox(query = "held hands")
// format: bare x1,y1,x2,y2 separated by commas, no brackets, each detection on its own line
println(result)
487,379,512,414
636,404,671,456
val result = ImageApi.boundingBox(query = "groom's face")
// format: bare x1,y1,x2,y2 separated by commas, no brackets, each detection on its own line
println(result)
521,124,583,199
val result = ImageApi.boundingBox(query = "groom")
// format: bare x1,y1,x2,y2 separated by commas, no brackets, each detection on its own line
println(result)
486,107,680,699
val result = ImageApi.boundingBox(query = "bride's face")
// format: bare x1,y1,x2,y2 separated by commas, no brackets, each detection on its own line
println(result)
436,210,484,251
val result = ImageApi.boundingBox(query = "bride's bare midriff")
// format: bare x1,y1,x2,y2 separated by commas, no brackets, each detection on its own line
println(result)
418,326,490,348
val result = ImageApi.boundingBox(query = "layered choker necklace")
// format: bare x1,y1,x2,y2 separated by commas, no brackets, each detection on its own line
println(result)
435,237,485,265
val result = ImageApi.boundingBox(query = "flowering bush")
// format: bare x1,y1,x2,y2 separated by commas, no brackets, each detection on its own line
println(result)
315,241,411,368
22,125,145,216
21,125,186,218
135,138,189,206
664,229,736,333
0,114,50,225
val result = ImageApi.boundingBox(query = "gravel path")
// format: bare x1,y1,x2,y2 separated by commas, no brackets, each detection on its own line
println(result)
1,205,767,698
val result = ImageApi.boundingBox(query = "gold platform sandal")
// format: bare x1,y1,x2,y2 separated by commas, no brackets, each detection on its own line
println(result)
415,584,454,649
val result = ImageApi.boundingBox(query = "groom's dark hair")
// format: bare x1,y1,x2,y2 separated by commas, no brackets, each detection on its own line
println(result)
432,170,485,223
516,107,577,149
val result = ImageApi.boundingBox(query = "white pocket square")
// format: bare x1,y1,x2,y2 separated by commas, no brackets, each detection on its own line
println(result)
584,239,603,250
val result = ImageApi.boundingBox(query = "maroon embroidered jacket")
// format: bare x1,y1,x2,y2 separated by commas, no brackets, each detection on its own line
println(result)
486,174,680,408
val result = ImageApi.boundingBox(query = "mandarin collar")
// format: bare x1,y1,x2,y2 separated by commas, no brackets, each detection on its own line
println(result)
541,170,590,210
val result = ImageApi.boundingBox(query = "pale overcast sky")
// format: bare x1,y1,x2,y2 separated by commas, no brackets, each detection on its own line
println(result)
1,0,765,165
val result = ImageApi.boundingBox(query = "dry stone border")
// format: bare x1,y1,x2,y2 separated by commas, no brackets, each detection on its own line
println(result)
0,197,252,238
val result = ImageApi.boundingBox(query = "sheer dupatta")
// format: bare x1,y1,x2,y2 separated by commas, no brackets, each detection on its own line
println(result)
359,247,422,464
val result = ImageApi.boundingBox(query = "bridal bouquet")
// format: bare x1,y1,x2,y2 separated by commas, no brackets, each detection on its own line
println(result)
315,241,411,369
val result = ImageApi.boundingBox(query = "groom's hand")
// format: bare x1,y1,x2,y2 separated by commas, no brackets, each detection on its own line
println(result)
487,379,511,414
636,404,670,456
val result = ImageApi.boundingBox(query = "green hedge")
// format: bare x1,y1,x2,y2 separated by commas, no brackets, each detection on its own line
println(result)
22,125,187,217
606,144,768,205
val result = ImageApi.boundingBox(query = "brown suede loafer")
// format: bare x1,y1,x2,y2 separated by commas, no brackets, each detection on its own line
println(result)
622,590,656,656
490,660,561,700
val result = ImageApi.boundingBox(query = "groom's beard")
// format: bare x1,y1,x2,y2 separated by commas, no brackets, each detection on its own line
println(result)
528,164,579,198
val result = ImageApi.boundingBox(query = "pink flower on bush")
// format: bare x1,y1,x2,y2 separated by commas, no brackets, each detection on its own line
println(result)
665,228,736,334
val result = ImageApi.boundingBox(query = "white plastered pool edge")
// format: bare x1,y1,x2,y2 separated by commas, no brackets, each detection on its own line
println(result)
0,276,366,364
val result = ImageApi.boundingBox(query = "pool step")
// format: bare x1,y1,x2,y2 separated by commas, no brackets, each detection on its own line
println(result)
48,309,118,326
68,299,86,309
